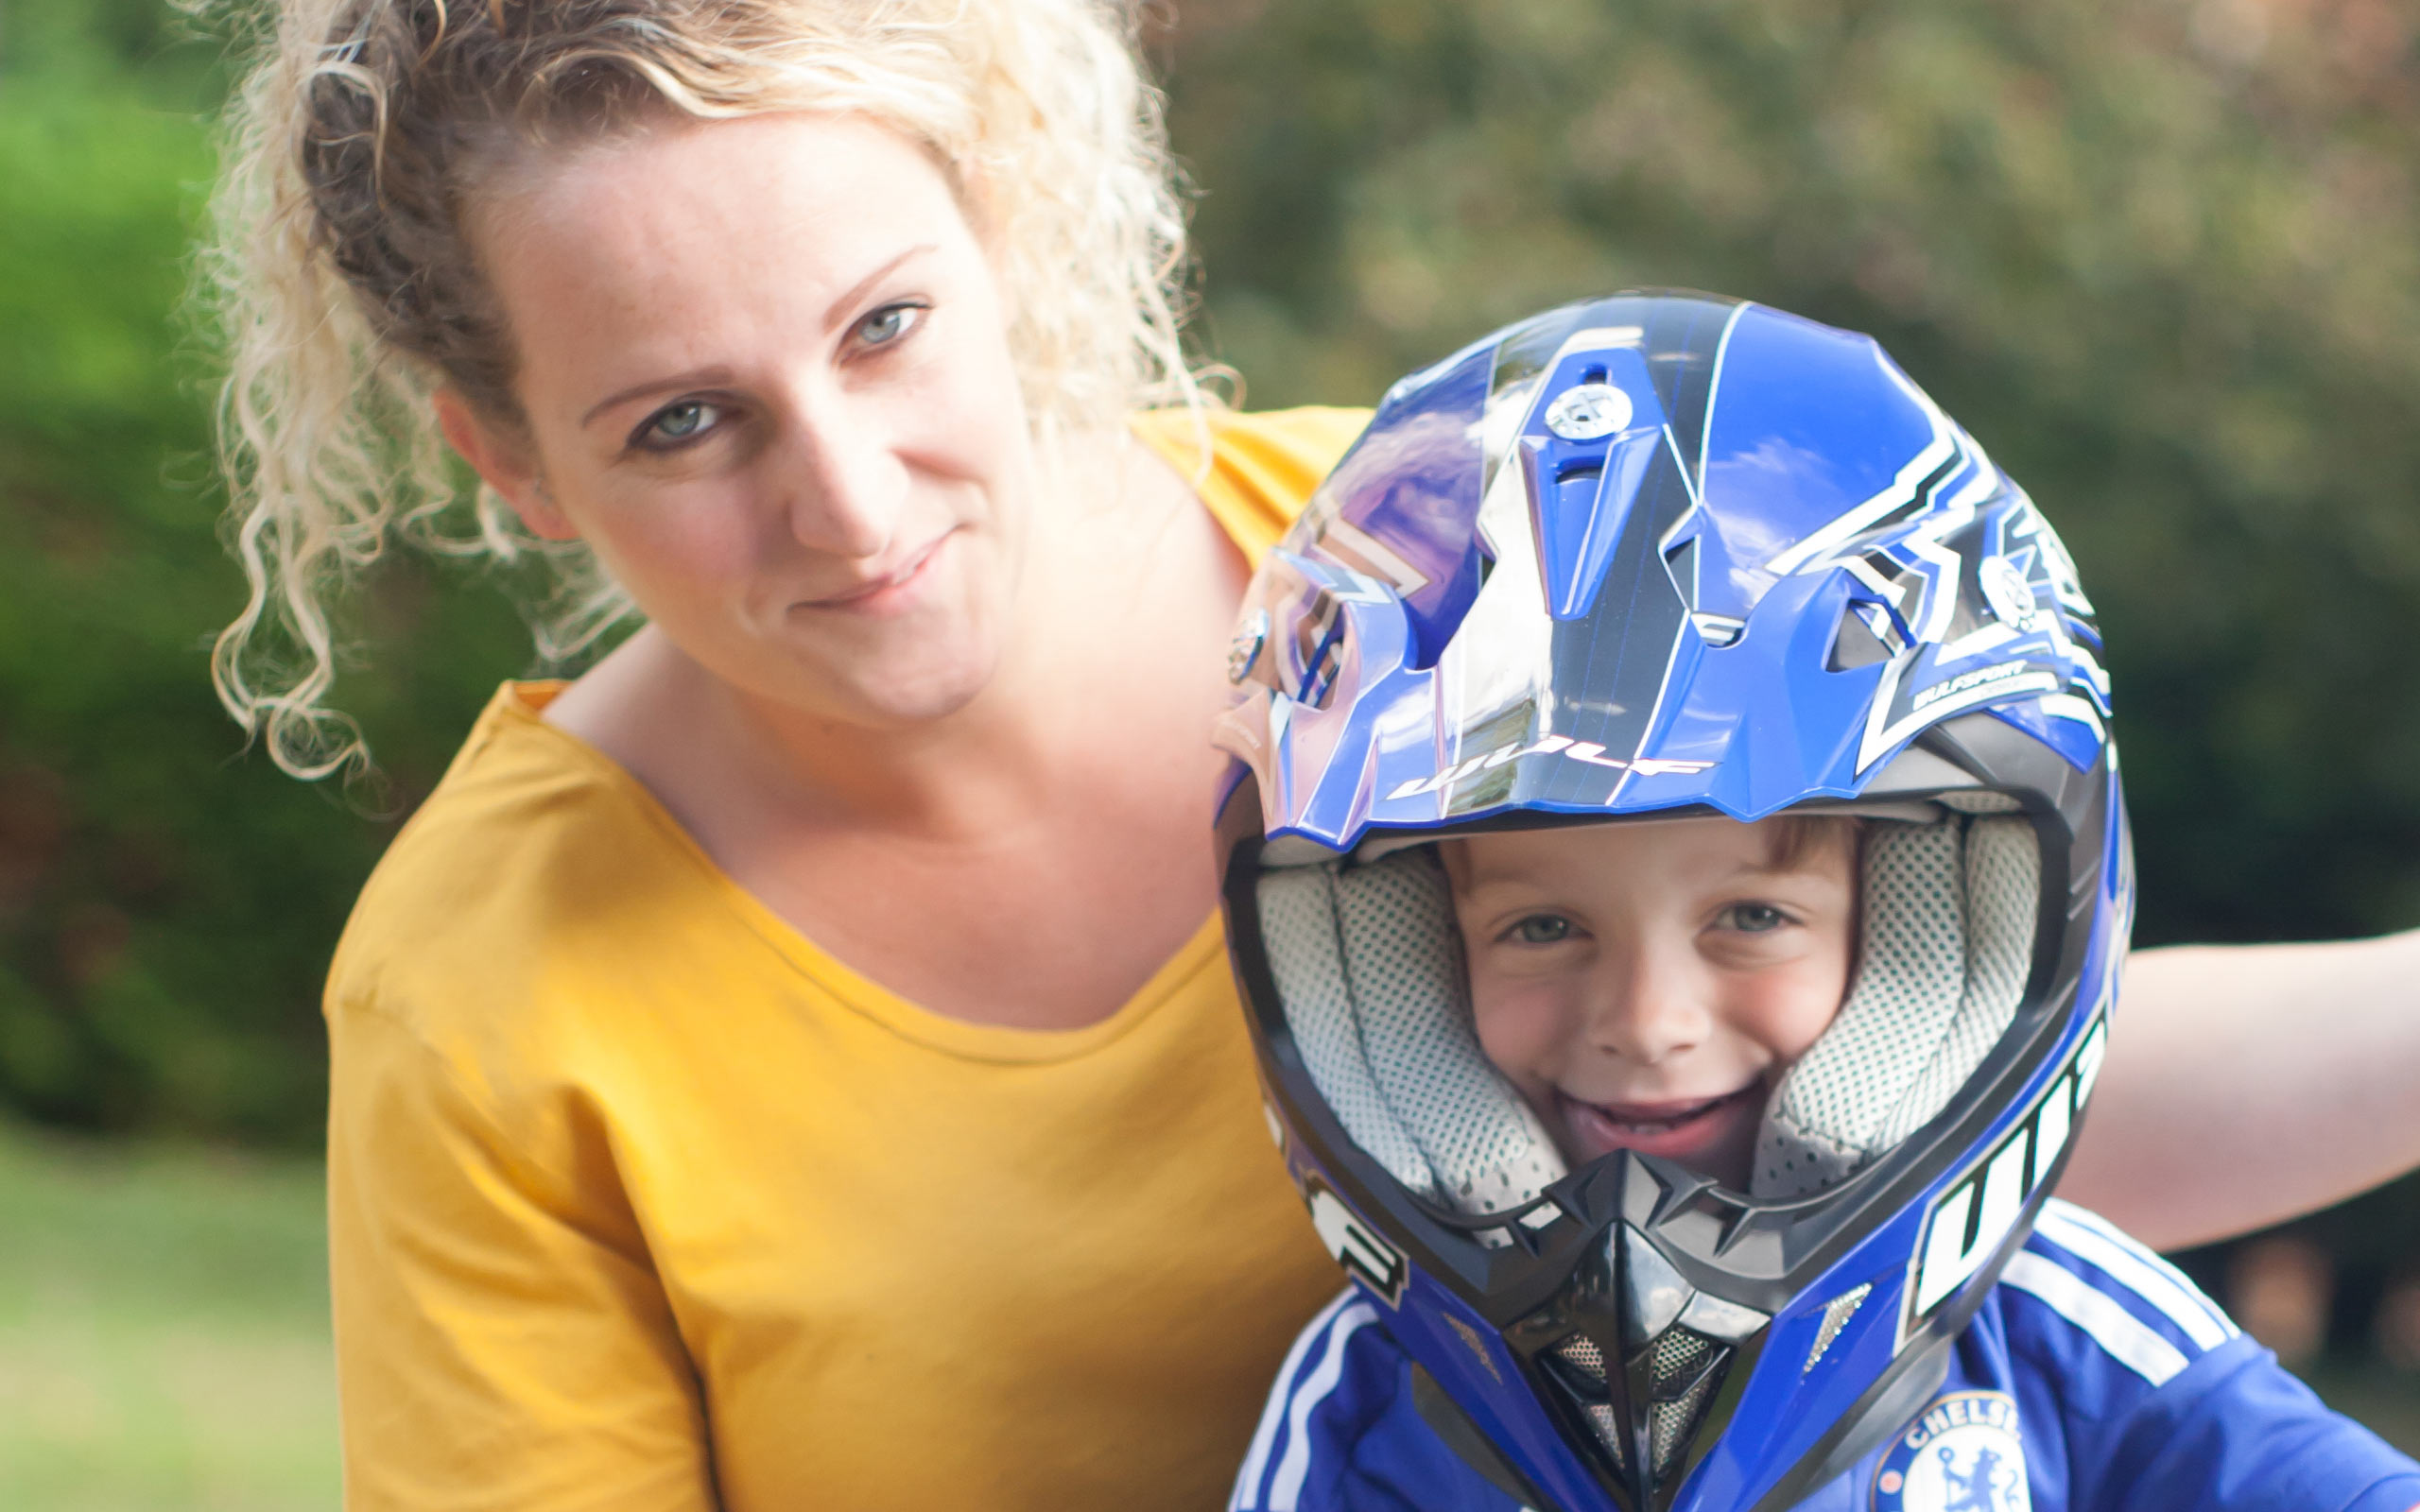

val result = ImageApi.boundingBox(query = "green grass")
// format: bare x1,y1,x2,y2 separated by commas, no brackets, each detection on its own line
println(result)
0,1122,338,1512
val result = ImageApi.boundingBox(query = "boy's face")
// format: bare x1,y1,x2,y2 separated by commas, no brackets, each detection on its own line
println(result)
1443,816,1858,1190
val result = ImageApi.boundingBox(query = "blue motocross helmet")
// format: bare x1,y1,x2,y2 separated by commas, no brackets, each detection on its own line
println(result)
1213,292,2133,1512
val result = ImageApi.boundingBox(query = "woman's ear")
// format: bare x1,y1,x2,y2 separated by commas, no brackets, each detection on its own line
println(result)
433,387,579,541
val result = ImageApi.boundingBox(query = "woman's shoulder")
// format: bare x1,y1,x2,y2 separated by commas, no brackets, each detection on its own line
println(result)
1129,405,1374,560
327,681,712,1048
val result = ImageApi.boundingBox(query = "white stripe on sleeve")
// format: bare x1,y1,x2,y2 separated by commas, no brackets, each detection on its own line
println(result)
2035,1199,2238,1349
1268,1301,1381,1512
2002,1249,2190,1386
1233,1291,1358,1512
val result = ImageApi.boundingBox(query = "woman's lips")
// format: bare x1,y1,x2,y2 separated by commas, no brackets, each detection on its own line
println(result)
799,532,949,612
1557,1084,1762,1160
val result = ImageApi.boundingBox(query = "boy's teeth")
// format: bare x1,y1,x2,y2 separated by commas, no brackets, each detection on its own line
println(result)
1601,1094,1726,1131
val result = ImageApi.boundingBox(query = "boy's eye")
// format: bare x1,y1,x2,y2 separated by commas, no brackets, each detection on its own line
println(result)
1511,915,1572,945
633,399,725,451
854,301,925,350
1720,902,1787,934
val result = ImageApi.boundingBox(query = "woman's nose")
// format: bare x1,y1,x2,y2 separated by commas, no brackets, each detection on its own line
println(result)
1586,944,1711,1065
777,402,908,559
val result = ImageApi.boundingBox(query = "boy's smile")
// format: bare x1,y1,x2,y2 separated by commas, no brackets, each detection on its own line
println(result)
1555,1084,1769,1167
1443,815,1860,1190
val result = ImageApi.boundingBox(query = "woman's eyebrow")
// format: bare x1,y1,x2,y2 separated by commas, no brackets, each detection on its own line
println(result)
578,245,941,429
582,366,737,429
821,243,937,333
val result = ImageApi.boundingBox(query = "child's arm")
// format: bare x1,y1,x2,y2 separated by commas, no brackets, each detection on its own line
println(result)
2013,1202,2420,1512
2062,930,2420,1249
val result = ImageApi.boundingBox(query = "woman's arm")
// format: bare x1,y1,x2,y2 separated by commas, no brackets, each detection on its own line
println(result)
2060,930,2420,1250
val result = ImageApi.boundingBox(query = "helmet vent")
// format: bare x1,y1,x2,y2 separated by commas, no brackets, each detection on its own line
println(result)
1554,1332,1608,1382
1546,1326,1733,1486
1645,1327,1730,1481
1292,593,1348,709
1662,534,1701,610
1547,1335,1626,1473
1584,1403,1628,1472
1804,1281,1873,1373
1827,599,1900,670
1939,790,2022,814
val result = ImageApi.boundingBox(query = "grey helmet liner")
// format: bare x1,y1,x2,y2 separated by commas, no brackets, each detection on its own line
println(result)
1253,805,2039,1211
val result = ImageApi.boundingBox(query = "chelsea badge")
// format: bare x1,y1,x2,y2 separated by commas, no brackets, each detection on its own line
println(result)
1872,1391,2030,1512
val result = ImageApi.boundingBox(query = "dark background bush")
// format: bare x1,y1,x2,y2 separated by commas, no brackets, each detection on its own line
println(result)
0,1,533,1143
4,0,2417,1306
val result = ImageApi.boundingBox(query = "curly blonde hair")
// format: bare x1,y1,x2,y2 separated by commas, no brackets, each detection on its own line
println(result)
197,0,1203,779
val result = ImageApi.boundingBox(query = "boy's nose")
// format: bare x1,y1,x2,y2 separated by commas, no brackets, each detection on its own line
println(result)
1587,946,1712,1065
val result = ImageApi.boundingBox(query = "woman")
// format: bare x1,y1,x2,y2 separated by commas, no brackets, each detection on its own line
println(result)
199,1,2420,1508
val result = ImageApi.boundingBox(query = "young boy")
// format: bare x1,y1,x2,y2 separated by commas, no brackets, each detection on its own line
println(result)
1212,292,2420,1512
1235,810,2420,1512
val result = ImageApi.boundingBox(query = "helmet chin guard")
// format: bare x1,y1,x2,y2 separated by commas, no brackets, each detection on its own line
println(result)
1216,293,2131,1512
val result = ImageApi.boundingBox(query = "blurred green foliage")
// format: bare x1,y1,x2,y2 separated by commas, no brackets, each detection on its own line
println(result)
0,2,533,1144
1,0,2417,1161
1163,0,2420,949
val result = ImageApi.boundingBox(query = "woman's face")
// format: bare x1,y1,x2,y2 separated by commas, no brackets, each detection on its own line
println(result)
447,112,1036,729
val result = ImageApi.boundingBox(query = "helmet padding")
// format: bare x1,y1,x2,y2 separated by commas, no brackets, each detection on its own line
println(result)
1254,811,2041,1215
1754,814,2037,1198
1257,859,1565,1214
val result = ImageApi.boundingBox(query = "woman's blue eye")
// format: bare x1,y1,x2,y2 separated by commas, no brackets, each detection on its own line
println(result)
856,303,922,349
1723,903,1786,934
1512,915,1572,945
641,401,718,447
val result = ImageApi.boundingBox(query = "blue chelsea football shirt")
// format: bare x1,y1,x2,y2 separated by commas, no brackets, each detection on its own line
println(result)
1231,1200,2420,1512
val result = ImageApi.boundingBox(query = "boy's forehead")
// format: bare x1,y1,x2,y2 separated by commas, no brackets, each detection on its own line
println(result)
1445,816,1847,887
1449,816,1755,874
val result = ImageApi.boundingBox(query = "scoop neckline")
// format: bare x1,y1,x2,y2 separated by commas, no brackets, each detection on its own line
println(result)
488,681,1228,1066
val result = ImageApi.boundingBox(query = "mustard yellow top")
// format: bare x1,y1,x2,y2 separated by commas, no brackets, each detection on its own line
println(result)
324,407,1373,1512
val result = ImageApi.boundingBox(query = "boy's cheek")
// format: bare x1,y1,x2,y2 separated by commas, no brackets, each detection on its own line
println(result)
1469,980,1578,1088
1730,968,1851,1061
